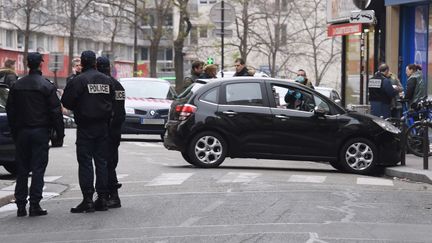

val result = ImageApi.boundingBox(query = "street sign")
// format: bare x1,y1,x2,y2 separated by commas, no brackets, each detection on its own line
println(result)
209,2,235,26
48,52,64,72
349,10,375,24
327,23,362,37
213,29,233,37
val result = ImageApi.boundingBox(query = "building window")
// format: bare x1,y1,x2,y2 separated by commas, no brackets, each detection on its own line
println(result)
190,27,198,45
199,26,208,38
17,32,24,49
6,30,13,48
200,0,216,4
141,47,149,60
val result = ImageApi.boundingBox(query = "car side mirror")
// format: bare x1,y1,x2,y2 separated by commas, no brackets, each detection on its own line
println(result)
314,106,327,117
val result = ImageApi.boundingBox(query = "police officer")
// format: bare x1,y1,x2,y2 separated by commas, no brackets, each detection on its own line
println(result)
62,50,115,213
96,56,125,208
368,63,399,119
6,52,64,217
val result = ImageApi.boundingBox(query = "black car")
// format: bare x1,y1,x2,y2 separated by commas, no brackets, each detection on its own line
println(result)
0,85,15,174
164,77,401,175
120,78,176,139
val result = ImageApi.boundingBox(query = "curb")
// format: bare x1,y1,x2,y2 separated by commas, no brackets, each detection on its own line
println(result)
0,192,14,207
385,167,432,184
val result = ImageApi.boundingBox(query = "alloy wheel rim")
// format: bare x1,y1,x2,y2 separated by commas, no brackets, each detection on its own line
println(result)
345,142,373,171
194,136,223,164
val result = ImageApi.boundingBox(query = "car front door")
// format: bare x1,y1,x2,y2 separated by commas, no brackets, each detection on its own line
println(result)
217,81,275,155
267,82,340,158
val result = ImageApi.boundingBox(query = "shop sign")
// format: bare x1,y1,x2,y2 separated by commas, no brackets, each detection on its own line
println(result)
327,0,360,23
350,10,375,24
327,23,362,37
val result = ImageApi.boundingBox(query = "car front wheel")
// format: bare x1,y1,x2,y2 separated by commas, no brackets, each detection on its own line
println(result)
339,138,379,175
187,131,227,168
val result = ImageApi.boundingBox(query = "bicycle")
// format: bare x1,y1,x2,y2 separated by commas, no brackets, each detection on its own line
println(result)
385,98,432,157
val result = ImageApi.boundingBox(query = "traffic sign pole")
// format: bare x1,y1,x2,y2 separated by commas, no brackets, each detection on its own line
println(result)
221,0,225,78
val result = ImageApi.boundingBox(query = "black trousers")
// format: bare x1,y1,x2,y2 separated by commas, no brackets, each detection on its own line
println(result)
76,124,109,195
14,127,50,206
108,130,121,190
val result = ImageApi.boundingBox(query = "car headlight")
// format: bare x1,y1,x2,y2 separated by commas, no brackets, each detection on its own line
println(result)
373,119,400,134
125,107,135,114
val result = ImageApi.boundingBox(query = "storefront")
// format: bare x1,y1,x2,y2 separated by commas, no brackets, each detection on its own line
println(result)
386,0,432,97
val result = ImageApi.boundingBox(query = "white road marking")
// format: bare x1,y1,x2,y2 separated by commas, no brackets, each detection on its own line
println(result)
0,175,63,191
357,177,394,186
117,174,129,179
306,232,329,243
127,142,162,147
179,217,201,227
202,200,224,212
288,175,327,183
44,176,62,182
145,173,193,186
217,172,260,183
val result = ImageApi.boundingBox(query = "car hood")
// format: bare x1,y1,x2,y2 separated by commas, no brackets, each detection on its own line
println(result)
125,98,172,110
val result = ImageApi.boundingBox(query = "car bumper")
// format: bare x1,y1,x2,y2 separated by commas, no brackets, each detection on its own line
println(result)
122,116,167,135
376,132,401,166
163,120,189,151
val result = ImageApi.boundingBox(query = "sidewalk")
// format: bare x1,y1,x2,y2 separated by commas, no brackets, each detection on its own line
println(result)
0,170,15,208
385,154,432,184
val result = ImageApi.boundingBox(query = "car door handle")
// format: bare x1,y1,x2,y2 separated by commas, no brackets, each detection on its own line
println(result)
223,111,237,116
275,115,289,119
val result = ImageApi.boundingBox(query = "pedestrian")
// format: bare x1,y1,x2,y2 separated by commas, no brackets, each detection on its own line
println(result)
66,58,82,84
96,56,125,208
6,52,64,217
62,50,115,213
295,69,314,89
233,58,253,76
0,59,19,87
199,64,218,79
388,71,404,118
368,63,399,118
183,60,204,89
405,64,427,109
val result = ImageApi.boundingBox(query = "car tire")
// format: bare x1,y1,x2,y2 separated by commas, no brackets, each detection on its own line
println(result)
187,131,227,168
339,138,379,175
3,164,16,175
181,152,196,166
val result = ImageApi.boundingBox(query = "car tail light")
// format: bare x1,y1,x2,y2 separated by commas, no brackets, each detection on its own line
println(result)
175,104,197,121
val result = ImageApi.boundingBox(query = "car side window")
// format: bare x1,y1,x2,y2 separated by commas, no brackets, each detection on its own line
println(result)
272,84,315,112
0,88,8,113
225,83,263,106
200,87,218,103
313,95,330,113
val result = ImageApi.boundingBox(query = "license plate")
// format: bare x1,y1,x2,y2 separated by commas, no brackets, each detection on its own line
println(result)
140,118,165,125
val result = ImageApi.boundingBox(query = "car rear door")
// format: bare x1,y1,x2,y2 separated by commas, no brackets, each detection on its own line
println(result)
217,81,274,154
267,82,340,158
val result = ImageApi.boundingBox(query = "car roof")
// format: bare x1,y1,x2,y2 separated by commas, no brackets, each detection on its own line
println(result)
195,77,311,91
119,77,170,84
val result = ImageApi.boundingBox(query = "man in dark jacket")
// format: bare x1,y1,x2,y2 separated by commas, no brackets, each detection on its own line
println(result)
6,52,64,217
62,51,115,213
96,56,125,208
368,63,399,118
183,60,204,89
233,58,253,77
0,59,19,87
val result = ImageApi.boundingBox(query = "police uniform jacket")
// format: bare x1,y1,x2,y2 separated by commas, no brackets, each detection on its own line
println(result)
6,69,64,137
61,67,115,126
368,72,397,104
110,77,126,131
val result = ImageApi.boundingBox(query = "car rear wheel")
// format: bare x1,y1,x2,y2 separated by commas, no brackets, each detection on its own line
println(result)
339,138,379,175
187,131,227,168
3,163,16,175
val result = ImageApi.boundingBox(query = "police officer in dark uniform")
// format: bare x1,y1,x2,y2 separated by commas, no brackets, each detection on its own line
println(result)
96,56,125,208
6,52,64,217
62,51,115,213
368,63,398,119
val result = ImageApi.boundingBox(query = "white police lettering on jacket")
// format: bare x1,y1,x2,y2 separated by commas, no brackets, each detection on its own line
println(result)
115,91,125,100
88,84,110,94
368,79,382,89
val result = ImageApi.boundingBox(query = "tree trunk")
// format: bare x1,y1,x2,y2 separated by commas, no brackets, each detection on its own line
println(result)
174,40,184,94
241,1,248,62
68,0,76,75
24,12,31,73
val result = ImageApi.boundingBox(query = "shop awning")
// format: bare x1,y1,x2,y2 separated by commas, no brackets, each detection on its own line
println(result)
385,0,431,6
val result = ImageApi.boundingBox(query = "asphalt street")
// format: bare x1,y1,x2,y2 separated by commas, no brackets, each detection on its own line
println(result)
0,129,431,243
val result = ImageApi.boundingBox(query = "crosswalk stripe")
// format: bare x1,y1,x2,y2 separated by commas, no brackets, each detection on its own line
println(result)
127,142,162,147
288,175,327,183
357,177,394,186
217,172,260,183
145,173,193,186
44,176,62,182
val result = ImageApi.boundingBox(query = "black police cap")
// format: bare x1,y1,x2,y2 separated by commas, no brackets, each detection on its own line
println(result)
96,56,110,68
27,52,44,65
80,50,96,66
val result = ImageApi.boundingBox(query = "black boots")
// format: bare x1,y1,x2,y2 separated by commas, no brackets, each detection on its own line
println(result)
107,189,121,208
94,194,108,211
29,204,48,217
17,205,27,217
70,193,95,213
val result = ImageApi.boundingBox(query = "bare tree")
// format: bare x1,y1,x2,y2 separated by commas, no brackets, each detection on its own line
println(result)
0,0,55,71
291,0,341,86
145,0,172,77
173,0,192,93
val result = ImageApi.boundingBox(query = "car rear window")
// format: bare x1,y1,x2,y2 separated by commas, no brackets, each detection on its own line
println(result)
200,87,218,103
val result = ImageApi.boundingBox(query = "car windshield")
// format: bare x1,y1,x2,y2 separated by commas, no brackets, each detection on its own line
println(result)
122,80,170,99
